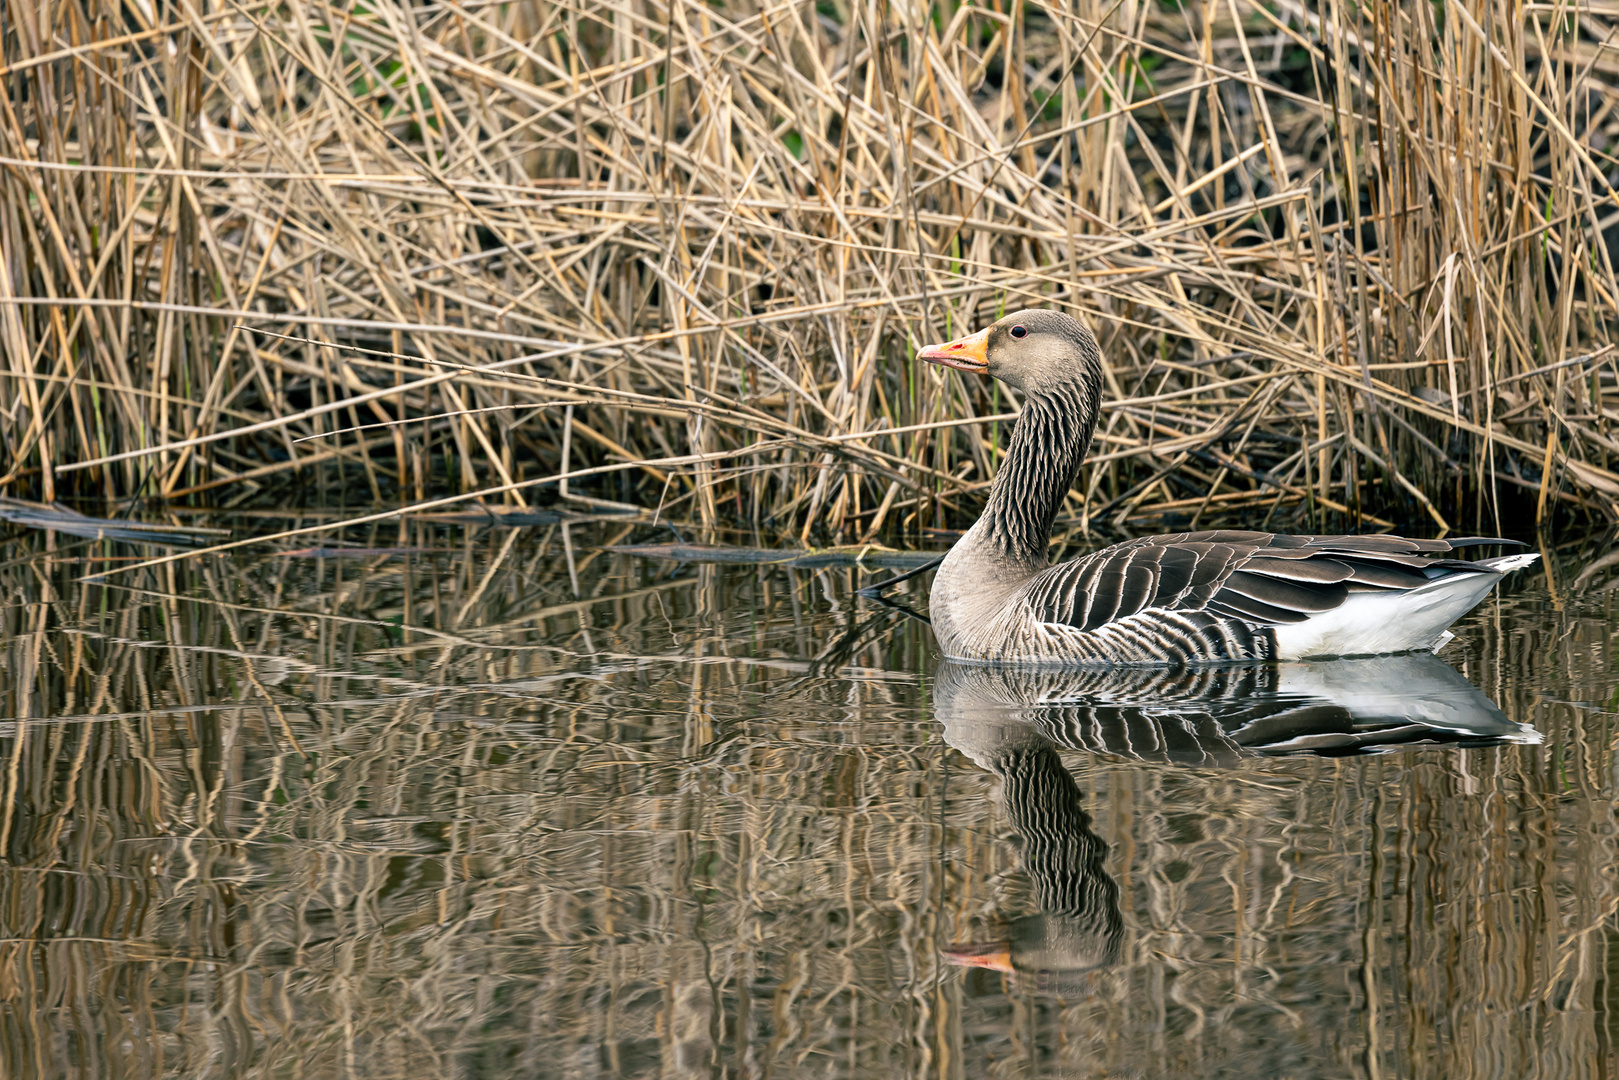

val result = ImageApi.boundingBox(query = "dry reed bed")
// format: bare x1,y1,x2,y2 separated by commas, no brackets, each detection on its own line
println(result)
2,0,1618,540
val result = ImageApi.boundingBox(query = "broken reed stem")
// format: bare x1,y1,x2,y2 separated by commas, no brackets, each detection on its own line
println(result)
1,0,1616,539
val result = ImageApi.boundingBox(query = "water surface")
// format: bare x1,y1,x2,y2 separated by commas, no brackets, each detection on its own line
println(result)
1,519,1615,1078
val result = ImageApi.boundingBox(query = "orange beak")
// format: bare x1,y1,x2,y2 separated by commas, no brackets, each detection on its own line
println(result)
917,326,990,373
942,941,1015,974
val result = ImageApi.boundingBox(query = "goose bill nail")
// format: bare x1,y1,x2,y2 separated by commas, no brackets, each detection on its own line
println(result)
917,327,989,371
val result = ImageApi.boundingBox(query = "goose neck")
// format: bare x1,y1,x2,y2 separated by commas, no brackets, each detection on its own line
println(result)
981,390,1094,565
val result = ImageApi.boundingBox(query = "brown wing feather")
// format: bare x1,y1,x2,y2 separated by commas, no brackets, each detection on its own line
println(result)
1024,540,1245,628
1218,570,1348,613
1335,560,1433,590
1206,593,1313,624
1240,556,1354,584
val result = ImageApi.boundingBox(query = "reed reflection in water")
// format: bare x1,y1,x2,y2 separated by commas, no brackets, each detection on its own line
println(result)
0,519,1614,1079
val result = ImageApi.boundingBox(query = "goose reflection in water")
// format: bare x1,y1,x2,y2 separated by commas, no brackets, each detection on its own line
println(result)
936,652,1541,996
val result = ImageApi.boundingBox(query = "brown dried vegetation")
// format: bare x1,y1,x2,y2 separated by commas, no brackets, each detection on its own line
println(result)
2,0,1618,541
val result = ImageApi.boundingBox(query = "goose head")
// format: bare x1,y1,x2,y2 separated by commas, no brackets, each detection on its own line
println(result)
917,308,1103,399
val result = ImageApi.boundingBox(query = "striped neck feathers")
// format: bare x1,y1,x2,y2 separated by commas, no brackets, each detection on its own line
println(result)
982,385,1097,564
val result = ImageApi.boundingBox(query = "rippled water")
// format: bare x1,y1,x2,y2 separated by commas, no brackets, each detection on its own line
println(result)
1,518,1615,1079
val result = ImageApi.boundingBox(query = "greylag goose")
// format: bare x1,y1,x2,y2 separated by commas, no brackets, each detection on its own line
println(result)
918,310,1539,664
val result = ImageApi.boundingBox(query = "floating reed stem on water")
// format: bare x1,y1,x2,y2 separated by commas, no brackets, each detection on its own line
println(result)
2,0,1617,540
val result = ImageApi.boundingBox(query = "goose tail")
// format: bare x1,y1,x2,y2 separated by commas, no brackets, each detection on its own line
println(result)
1273,551,1538,659
1473,551,1541,575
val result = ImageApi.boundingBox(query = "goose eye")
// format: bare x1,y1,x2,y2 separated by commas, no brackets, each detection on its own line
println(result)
1009,325,1028,339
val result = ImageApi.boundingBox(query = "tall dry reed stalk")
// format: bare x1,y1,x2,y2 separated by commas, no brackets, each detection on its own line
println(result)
2,0,1617,539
